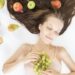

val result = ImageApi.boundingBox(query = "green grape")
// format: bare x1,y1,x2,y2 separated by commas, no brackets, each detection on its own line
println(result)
34,52,52,75
42,55,45,60
34,65,38,70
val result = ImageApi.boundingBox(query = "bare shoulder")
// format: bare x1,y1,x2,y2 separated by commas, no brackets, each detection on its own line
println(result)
57,46,65,50
22,43,33,50
22,43,33,48
18,43,32,54
56,46,67,54
53,45,67,59
57,46,67,53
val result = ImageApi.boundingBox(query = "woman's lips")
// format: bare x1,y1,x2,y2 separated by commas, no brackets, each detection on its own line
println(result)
45,36,53,40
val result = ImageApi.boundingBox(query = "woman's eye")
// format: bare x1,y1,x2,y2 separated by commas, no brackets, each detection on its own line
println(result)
47,27,52,30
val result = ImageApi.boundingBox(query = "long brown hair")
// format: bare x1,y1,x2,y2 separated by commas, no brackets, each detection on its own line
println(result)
7,0,75,35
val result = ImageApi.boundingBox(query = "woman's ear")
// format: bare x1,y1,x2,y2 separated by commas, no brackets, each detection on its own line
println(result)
38,24,42,30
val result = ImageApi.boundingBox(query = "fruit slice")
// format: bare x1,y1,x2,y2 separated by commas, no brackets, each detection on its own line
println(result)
27,1,36,10
0,36,4,44
0,0,5,9
8,24,20,31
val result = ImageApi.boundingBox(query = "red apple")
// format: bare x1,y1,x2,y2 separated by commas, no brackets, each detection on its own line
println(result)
51,0,61,9
13,2,23,12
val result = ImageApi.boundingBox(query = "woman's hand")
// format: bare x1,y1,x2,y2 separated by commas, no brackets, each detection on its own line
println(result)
24,50,40,64
3,64,8,73
3,63,12,73
42,68,60,75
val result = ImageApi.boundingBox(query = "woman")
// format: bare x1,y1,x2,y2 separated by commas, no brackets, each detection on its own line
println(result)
3,0,75,75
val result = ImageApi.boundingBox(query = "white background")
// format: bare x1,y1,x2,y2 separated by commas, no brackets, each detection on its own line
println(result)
0,0,75,75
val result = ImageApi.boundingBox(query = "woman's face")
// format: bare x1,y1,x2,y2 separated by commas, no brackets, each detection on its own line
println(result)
39,16,64,44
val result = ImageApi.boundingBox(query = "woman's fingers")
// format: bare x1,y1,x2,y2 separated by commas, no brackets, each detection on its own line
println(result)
24,51,40,63
42,71,52,75
42,68,59,75
26,52,39,60
42,68,56,75
2,64,10,73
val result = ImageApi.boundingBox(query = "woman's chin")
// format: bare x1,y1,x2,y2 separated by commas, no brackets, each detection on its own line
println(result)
43,36,53,44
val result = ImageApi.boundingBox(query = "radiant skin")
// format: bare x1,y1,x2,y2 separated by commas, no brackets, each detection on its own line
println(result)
38,15,64,44
3,15,75,75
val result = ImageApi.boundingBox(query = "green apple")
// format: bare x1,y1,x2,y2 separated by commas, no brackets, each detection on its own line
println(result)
27,1,36,10
0,0,5,9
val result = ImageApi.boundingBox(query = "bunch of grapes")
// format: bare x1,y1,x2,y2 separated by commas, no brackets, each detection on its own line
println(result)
34,52,52,75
